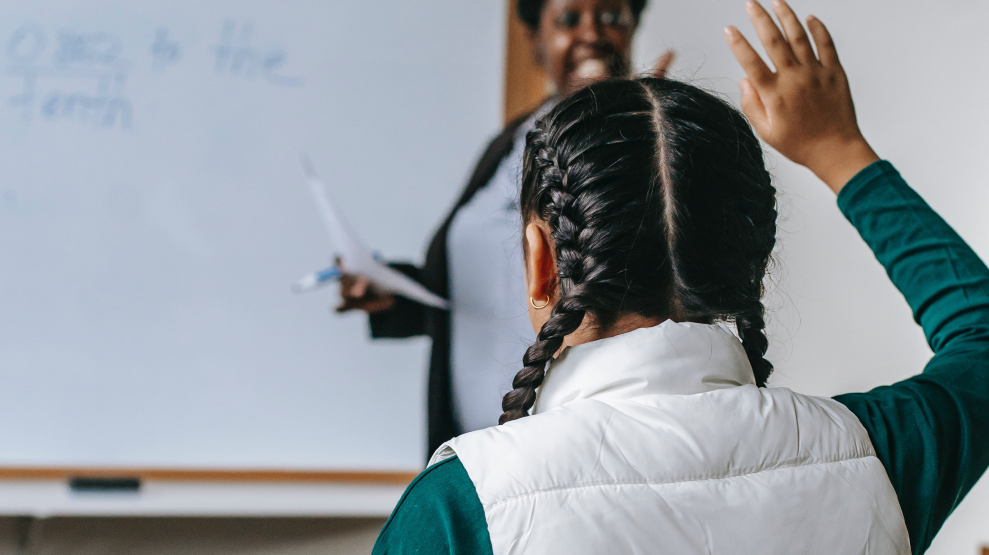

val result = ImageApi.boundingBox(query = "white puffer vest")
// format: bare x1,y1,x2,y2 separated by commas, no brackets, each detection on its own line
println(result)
430,321,910,555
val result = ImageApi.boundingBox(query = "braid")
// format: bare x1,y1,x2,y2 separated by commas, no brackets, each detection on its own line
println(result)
737,192,777,387
500,306,584,424
737,304,773,387
501,129,594,425
499,120,640,424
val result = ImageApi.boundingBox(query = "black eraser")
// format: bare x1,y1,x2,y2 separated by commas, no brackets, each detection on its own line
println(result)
69,477,141,493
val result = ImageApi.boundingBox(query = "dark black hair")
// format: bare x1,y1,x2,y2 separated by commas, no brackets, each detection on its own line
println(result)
518,0,649,30
500,77,777,424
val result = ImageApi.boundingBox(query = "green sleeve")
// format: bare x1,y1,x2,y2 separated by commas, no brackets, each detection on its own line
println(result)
832,161,989,555
372,456,493,555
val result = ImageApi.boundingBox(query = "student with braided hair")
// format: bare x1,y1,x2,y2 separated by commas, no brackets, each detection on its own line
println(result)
374,2,989,554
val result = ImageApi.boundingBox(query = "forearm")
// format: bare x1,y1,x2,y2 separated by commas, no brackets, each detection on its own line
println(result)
370,296,427,338
368,262,428,339
834,348,989,554
834,161,989,552
808,138,879,195
838,161,989,352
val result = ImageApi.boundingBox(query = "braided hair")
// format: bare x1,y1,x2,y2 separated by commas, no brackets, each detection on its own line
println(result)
500,78,777,425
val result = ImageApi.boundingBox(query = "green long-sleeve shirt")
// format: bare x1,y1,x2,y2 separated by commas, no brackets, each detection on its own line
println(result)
373,161,989,555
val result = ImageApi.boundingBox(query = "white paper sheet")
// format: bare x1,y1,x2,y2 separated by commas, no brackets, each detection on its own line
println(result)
299,158,450,310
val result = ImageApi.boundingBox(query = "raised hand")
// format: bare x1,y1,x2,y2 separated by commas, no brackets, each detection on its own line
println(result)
725,0,879,193
652,50,676,78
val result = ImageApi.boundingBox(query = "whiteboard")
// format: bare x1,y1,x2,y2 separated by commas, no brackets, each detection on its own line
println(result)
0,0,504,471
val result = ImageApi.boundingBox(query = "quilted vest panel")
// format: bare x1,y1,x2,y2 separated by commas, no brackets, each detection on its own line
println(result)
431,385,910,555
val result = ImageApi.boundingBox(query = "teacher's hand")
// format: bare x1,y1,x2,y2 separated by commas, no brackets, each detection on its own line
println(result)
652,50,675,78
335,259,396,314
725,0,878,194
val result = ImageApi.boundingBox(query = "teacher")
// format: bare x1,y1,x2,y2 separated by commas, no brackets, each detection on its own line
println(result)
338,0,666,456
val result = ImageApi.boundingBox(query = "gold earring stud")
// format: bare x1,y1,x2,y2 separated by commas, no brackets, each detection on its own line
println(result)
530,296,550,310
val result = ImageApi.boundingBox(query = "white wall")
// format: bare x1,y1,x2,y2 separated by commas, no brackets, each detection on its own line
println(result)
0,0,505,472
633,1,989,553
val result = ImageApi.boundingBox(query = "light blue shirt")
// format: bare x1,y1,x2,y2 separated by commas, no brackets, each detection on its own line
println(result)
445,111,544,433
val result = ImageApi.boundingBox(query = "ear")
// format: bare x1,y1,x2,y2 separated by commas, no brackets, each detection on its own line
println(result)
524,222,557,304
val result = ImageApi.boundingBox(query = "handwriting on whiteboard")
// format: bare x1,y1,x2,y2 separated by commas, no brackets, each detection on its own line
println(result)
3,20,304,130
215,21,304,87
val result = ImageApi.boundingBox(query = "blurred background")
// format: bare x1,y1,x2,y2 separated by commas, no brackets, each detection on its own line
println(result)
0,0,986,553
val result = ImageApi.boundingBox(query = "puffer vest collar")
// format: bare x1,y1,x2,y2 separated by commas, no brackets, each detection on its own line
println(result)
534,320,755,413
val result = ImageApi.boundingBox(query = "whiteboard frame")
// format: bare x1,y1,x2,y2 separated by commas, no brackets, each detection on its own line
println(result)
0,467,416,517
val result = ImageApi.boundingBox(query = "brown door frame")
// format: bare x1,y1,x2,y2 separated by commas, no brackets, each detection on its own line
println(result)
504,0,547,124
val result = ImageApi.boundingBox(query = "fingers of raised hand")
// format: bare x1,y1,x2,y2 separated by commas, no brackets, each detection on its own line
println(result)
745,0,799,70
725,26,774,86
771,0,816,64
653,50,676,78
738,78,770,131
805,15,840,67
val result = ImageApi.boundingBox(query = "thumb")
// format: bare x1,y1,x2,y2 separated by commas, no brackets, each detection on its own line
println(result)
739,78,770,137
351,277,370,298
652,50,675,78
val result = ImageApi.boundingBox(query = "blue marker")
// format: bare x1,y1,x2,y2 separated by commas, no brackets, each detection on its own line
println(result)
293,253,385,294
292,265,341,293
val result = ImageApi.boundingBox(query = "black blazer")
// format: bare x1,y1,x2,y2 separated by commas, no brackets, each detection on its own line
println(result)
369,111,535,457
